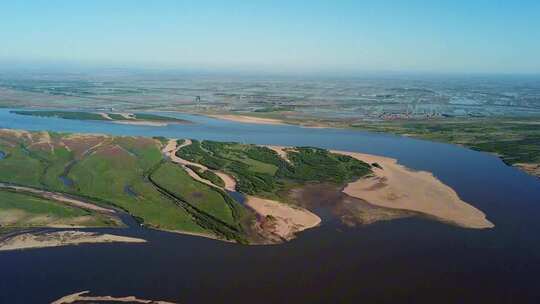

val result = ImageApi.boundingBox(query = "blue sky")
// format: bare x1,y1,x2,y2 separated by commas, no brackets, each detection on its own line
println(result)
1,0,539,73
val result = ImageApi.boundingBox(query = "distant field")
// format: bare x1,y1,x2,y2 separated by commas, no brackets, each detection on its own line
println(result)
350,118,540,177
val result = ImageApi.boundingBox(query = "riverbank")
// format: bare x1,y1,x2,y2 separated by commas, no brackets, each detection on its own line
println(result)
207,114,286,125
0,231,146,251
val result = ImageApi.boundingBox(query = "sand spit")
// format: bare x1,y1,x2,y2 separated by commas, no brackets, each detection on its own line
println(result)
52,291,176,304
208,114,286,125
112,120,168,127
163,139,238,191
246,196,321,241
0,183,116,214
0,231,146,252
333,150,494,229
97,112,113,120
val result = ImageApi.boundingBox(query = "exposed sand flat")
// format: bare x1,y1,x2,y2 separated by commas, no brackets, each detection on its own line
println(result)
52,291,176,304
332,150,494,229
0,231,146,252
112,120,168,127
97,112,113,120
163,139,237,191
246,196,321,241
267,145,292,163
209,114,286,125
514,163,540,178
0,183,116,214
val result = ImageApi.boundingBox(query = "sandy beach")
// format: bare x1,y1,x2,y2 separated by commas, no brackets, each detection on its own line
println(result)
246,196,321,241
208,114,286,125
113,120,168,127
332,150,494,229
52,291,177,304
0,231,146,251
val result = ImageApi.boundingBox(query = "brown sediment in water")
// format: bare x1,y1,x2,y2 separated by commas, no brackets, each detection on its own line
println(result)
288,183,414,227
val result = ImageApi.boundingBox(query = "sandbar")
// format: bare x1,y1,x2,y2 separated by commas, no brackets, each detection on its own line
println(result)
208,114,286,125
245,196,321,241
0,231,146,251
333,150,494,229
112,120,168,127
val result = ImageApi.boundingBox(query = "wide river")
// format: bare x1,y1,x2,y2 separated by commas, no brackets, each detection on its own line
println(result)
1,109,539,303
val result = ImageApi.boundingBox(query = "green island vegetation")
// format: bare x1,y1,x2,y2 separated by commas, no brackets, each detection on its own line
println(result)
10,110,190,124
216,111,540,178
177,139,372,200
0,189,117,228
349,118,540,176
0,129,372,243
11,110,108,121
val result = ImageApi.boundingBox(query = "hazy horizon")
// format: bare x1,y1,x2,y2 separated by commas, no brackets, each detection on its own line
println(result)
1,1,539,74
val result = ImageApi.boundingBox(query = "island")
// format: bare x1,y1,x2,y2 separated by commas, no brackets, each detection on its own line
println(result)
10,110,191,127
0,129,493,250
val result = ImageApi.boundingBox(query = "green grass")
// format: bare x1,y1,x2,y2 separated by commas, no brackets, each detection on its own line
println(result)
177,140,373,198
10,110,191,124
151,162,238,227
0,189,115,228
107,113,130,120
133,113,189,123
351,118,540,168
0,129,375,242
11,110,108,121
0,144,45,187
186,165,225,188
67,139,206,233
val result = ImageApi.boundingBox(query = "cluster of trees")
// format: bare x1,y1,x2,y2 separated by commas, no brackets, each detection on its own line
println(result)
179,140,372,198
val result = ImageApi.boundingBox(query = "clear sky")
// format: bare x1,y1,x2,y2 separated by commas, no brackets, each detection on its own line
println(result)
1,0,539,74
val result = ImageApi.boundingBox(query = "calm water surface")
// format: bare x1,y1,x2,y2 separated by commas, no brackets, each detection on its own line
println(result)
0,109,539,303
